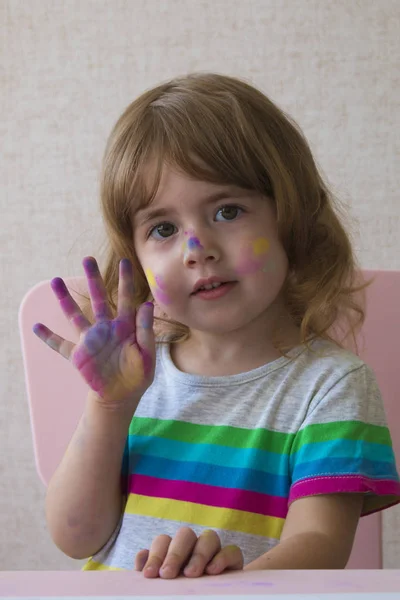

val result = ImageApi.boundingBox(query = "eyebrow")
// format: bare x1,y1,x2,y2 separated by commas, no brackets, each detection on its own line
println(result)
135,189,251,227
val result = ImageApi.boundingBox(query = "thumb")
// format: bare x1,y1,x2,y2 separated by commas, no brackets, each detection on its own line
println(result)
135,301,156,374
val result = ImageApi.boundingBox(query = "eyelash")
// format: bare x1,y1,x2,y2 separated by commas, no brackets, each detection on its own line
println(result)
146,204,245,241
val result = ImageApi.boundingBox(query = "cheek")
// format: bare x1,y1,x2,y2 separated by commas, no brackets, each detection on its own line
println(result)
144,267,172,305
234,237,275,276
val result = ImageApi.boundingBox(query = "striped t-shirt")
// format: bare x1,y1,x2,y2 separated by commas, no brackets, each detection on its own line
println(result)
84,338,400,570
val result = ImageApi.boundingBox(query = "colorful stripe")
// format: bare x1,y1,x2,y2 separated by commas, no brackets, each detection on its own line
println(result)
129,454,289,496
125,493,284,539
290,475,400,502
120,416,400,537
129,473,288,518
291,421,392,451
128,417,293,452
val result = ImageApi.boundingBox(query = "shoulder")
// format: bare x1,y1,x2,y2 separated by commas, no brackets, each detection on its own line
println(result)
293,339,385,427
291,338,376,392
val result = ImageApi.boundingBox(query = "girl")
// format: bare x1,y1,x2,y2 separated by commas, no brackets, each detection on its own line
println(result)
34,73,400,577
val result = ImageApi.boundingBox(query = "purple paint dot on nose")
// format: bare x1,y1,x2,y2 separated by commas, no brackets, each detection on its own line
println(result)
188,237,203,249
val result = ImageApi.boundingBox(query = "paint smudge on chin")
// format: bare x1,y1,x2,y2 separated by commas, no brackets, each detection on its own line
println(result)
145,268,171,305
235,237,272,275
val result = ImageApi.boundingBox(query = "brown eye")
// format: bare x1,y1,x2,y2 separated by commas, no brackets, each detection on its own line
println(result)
150,222,176,239
216,206,242,221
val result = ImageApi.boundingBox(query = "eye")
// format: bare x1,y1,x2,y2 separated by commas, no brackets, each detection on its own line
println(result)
215,205,243,221
148,222,177,240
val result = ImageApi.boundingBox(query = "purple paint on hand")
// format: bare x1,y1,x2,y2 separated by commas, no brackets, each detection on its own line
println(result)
83,322,111,355
82,256,98,277
140,302,154,329
120,258,132,275
50,277,68,299
33,323,47,337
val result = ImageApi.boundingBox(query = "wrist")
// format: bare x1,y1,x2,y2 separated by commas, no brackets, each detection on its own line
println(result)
85,390,137,432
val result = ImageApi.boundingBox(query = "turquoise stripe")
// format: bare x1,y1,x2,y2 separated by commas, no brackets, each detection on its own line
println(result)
128,434,287,476
293,439,396,465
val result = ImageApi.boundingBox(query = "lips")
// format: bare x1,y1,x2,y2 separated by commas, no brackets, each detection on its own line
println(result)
191,277,233,294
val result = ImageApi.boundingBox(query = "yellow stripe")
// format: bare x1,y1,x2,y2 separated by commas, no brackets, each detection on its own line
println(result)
126,494,284,539
82,559,124,571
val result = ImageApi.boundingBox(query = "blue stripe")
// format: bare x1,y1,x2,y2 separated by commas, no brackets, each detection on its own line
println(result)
130,454,290,497
127,434,287,475
292,456,399,481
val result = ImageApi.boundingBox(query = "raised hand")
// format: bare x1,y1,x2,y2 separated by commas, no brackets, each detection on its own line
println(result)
33,256,155,411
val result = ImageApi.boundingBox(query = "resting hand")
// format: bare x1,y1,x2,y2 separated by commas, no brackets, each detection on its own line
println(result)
135,527,244,578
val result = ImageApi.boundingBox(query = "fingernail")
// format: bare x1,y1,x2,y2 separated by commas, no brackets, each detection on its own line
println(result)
160,565,173,577
120,258,132,272
184,565,196,575
82,257,97,276
144,564,157,574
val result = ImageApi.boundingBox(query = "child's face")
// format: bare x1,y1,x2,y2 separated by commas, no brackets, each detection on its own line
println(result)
133,165,290,336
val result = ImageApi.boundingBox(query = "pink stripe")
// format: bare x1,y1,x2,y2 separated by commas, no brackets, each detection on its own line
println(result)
289,475,400,507
129,474,288,519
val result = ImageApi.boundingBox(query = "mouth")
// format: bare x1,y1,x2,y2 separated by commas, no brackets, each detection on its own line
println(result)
191,279,237,297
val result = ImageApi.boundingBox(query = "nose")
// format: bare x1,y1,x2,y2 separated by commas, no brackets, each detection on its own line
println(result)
182,233,220,267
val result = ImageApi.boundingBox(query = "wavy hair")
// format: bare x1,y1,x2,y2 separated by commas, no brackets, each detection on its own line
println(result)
81,72,369,354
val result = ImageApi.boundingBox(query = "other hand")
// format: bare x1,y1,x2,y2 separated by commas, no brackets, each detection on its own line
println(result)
135,527,244,578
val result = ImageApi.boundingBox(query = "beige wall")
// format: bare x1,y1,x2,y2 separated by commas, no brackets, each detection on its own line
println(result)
1,0,399,570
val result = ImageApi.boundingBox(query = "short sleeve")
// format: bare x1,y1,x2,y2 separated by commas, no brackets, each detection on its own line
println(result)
289,364,400,516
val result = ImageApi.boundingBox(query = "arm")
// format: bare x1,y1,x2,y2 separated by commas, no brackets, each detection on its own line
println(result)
244,493,363,570
45,391,132,559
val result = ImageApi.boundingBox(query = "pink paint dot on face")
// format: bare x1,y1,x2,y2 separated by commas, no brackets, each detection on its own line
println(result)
155,274,168,290
235,237,271,276
153,288,172,305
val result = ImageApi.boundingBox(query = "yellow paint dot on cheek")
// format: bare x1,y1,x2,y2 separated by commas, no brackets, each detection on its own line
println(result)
252,237,270,256
145,268,156,288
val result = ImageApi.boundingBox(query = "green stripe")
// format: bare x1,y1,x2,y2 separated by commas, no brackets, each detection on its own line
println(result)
129,416,294,454
291,420,392,454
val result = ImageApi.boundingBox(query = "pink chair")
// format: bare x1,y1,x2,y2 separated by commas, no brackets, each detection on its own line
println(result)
18,270,400,569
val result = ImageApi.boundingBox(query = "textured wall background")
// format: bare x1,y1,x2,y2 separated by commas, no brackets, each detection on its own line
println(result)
1,0,399,570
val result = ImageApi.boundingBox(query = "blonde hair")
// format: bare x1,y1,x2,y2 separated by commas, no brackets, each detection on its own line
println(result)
83,72,369,353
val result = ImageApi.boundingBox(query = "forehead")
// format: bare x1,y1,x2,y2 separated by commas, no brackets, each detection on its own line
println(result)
134,162,252,220
152,166,231,202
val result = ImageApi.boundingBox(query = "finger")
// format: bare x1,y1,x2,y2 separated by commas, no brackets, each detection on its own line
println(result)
50,277,92,334
82,256,113,321
135,549,149,571
143,535,171,578
184,529,221,578
117,258,136,322
32,323,75,360
135,302,155,378
160,527,198,579
206,544,244,575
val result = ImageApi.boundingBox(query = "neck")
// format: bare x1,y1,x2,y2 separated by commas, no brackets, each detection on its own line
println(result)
171,306,302,377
